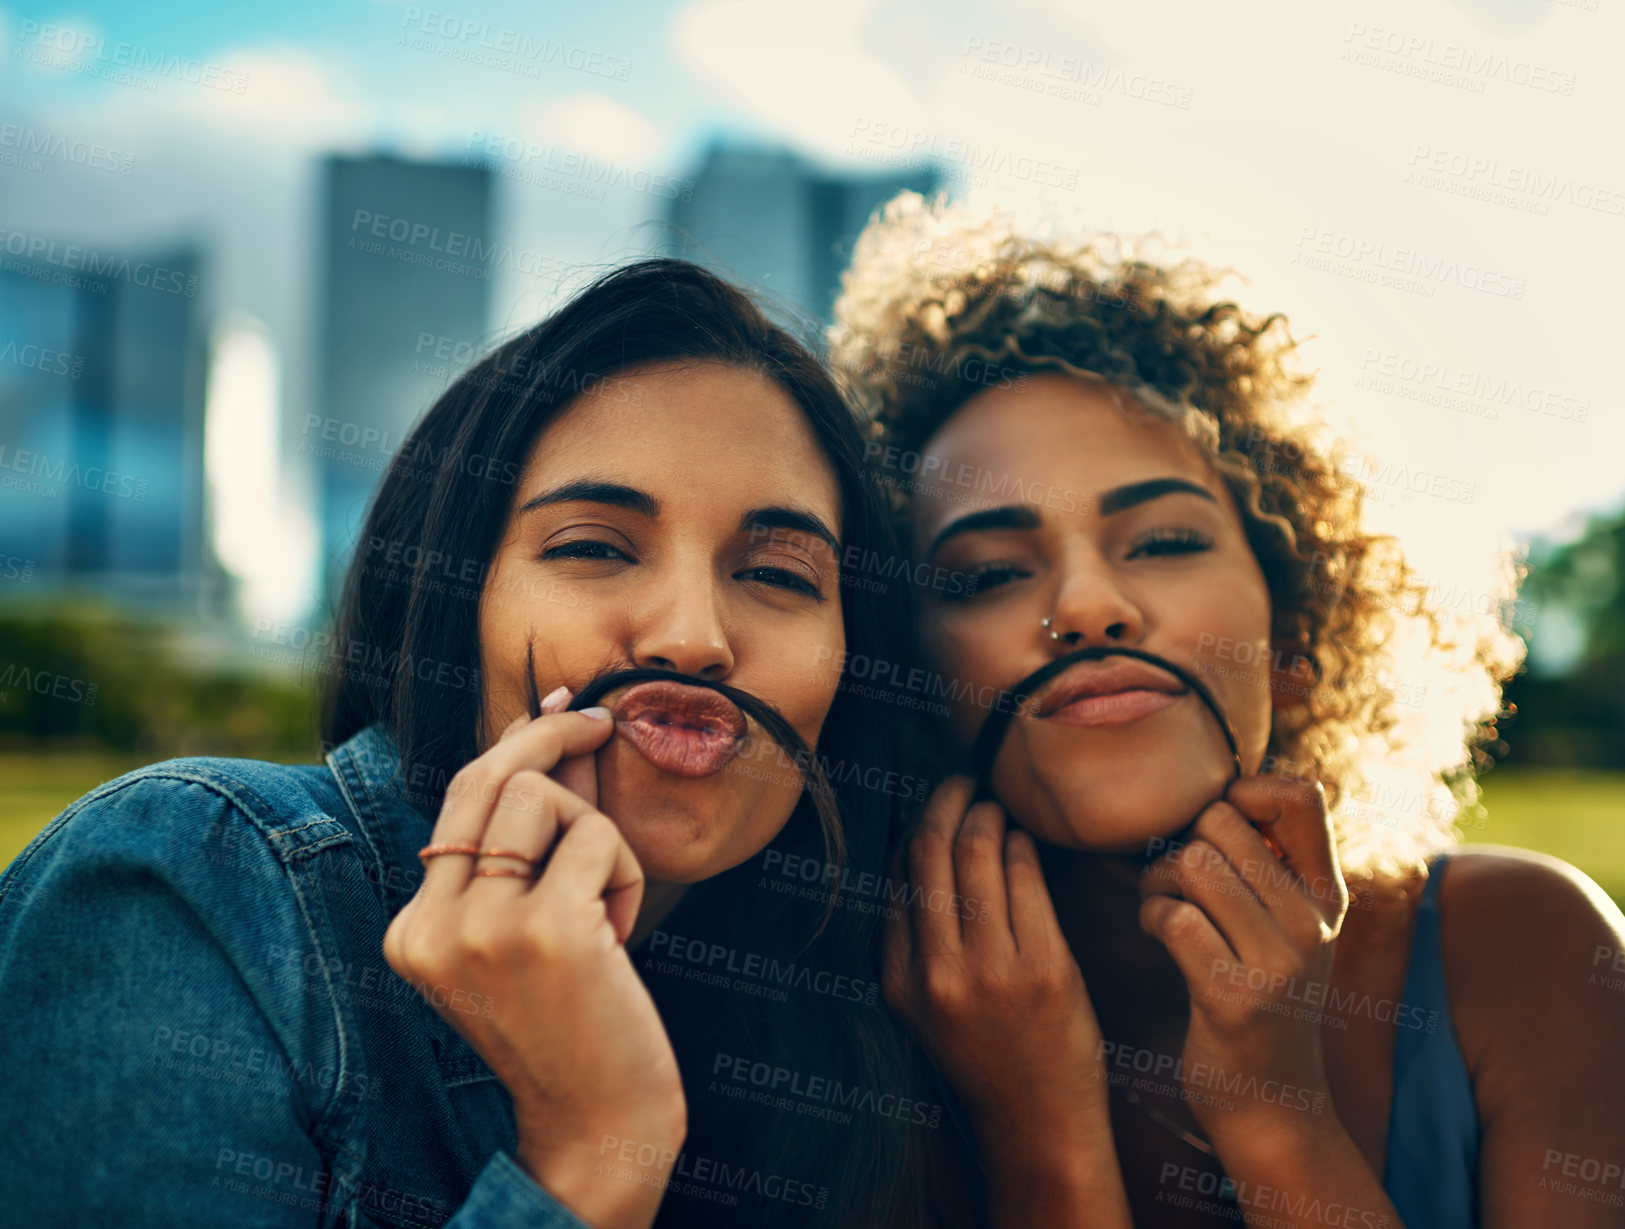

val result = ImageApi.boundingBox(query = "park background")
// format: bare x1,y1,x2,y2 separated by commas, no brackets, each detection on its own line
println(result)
2,0,1623,902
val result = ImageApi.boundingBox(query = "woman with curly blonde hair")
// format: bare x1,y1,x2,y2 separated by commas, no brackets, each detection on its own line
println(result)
833,194,1625,1228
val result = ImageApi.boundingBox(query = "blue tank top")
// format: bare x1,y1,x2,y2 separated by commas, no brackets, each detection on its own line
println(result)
1381,852,1481,1226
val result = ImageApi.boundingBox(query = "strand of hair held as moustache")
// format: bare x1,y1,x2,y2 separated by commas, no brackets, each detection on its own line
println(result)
967,645,1244,799
523,642,846,880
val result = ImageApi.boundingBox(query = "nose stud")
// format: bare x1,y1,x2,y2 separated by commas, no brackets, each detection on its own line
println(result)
1040,616,1062,642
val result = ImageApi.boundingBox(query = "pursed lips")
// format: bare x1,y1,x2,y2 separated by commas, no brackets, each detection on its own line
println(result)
1032,660,1187,726
611,680,748,777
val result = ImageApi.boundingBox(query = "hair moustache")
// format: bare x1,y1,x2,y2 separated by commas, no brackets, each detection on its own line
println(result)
967,645,1243,802
523,642,841,850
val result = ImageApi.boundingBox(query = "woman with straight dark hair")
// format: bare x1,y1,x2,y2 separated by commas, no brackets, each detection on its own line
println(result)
0,259,935,1228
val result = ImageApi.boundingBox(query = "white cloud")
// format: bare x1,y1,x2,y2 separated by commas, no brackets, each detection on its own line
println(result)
195,45,375,143
673,0,927,161
29,43,376,150
519,92,660,164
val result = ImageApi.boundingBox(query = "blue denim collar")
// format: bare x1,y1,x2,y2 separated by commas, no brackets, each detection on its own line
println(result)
324,722,433,917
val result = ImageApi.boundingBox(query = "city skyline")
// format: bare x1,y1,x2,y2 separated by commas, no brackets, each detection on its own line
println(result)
1,138,943,629
3,0,1622,640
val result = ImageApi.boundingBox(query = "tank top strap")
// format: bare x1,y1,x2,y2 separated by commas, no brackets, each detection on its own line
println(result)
1381,850,1481,1227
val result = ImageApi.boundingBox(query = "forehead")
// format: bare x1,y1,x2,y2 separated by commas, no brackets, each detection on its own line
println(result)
523,362,843,528
909,374,1218,548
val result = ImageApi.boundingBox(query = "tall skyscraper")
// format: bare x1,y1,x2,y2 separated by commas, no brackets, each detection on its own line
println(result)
0,242,209,608
666,144,937,328
312,154,493,595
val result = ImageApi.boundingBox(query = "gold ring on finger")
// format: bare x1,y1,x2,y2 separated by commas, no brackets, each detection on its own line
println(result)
417,843,481,862
478,847,538,863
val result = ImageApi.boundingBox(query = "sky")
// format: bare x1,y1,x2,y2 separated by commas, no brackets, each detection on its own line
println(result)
2,0,1621,633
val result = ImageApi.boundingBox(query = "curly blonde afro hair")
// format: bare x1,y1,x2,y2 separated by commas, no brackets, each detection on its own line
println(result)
829,192,1525,876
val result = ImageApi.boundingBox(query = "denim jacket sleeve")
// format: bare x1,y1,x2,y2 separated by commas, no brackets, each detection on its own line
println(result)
0,767,592,1229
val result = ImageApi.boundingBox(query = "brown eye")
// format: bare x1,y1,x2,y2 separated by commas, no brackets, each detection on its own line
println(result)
937,560,1030,603
738,565,822,598
1127,528,1212,559
541,540,629,562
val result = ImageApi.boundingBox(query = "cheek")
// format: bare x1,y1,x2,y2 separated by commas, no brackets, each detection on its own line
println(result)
922,620,1002,746
1197,585,1275,759
474,592,516,742
794,626,845,746
476,554,595,733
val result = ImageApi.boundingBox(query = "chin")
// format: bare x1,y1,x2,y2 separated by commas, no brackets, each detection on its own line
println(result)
593,770,714,884
594,745,781,883
997,752,1231,856
614,823,721,883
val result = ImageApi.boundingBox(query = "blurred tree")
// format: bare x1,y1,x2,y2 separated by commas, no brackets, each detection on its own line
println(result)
0,600,318,758
1502,507,1625,767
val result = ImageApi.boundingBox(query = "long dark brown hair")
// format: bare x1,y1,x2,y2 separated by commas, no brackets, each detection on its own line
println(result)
323,258,935,1228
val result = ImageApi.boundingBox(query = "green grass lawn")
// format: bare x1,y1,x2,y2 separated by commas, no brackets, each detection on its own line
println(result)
1,753,151,868
1470,770,1625,909
2,756,1621,908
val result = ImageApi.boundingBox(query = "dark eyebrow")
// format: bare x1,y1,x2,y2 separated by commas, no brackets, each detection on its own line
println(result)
923,478,1216,560
742,506,840,554
1098,477,1217,516
924,504,1042,561
518,480,660,518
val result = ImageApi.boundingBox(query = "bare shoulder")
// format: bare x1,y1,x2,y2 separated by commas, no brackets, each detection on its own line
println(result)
1422,854,1625,1223
1437,845,1624,967
1434,846,1625,1108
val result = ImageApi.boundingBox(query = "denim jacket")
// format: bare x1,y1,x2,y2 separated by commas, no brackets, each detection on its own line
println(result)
0,723,594,1228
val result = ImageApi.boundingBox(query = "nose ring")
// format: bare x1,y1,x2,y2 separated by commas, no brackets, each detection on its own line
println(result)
1040,616,1062,642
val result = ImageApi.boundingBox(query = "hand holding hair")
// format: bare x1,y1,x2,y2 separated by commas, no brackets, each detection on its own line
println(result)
880,776,1135,1228
384,706,682,1229
1137,773,1349,1158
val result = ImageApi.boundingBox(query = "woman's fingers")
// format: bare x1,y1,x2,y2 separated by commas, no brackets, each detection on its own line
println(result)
1003,828,1063,958
487,707,615,780
551,755,599,809
907,775,976,958
418,770,491,898
882,786,1110,1142
541,687,600,808
1140,893,1235,979
541,808,647,946
420,711,614,897
1138,785,1350,1036
1189,802,1291,909
953,801,1013,956
468,770,560,890
1147,830,1278,968
1190,801,1329,954
1223,776,1347,930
